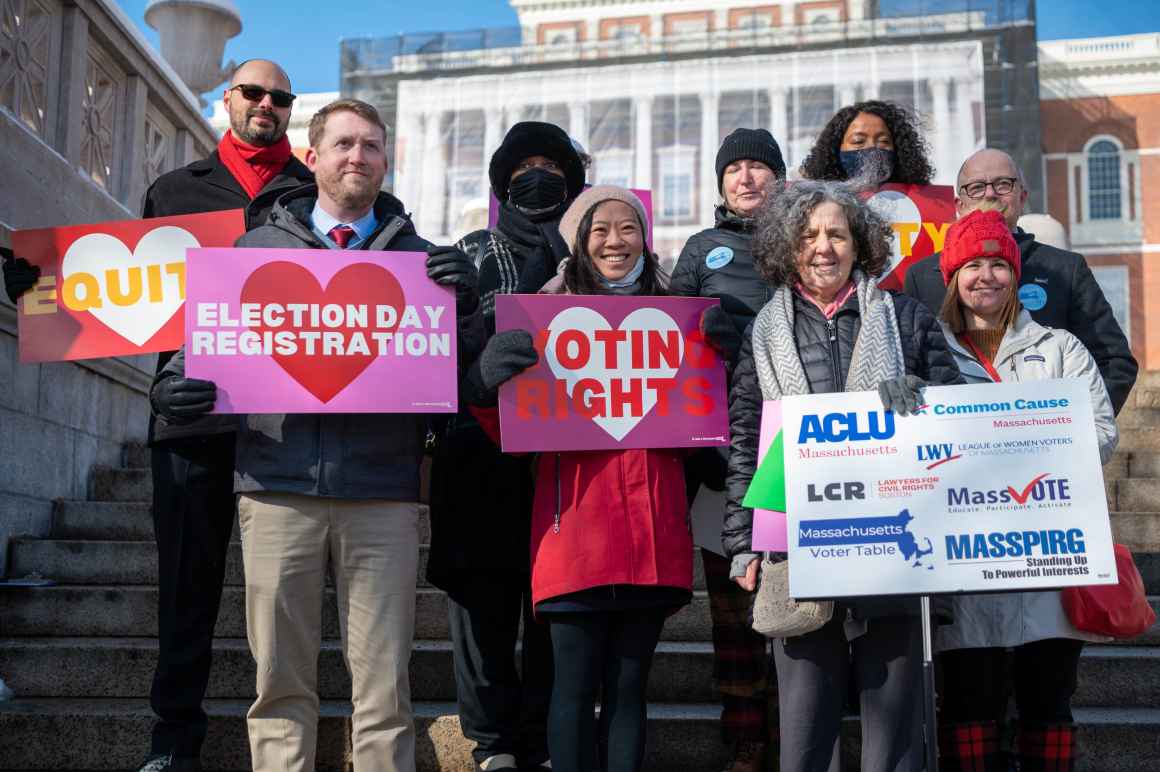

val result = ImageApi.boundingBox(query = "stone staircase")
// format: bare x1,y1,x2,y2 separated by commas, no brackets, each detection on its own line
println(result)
4,376,1160,771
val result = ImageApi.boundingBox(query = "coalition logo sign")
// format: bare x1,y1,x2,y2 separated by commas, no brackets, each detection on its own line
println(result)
797,509,935,569
944,527,1093,581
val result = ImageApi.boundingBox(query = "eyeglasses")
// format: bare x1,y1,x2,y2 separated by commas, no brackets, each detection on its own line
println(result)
959,177,1018,200
229,84,296,109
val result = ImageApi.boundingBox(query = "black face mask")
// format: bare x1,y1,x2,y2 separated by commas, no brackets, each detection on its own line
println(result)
839,147,897,184
508,167,568,213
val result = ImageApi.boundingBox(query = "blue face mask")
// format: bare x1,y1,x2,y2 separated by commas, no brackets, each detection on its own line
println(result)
839,148,897,184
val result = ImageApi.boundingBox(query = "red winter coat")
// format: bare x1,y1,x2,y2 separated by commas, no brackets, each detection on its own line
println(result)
473,409,694,607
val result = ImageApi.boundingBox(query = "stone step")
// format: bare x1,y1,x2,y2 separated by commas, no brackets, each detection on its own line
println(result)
88,467,151,503
1111,405,1160,431
48,500,434,545
1117,479,1160,514
1,698,1157,771
0,585,713,642
1113,428,1160,453
1129,451,1160,479
3,636,1156,708
7,539,712,591
1111,512,1160,551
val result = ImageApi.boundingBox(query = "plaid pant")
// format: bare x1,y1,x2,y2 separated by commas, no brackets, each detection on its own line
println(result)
1017,723,1076,772
938,721,1001,772
702,549,779,744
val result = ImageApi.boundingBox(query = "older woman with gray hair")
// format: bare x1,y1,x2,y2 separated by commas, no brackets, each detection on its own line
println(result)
723,181,961,772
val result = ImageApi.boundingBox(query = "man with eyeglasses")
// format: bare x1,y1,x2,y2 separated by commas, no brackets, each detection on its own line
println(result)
903,147,1137,413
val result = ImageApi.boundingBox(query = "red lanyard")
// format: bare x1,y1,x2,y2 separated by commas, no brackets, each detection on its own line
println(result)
958,334,1003,382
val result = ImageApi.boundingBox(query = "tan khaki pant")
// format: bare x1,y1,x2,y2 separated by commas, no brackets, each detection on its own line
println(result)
238,492,419,772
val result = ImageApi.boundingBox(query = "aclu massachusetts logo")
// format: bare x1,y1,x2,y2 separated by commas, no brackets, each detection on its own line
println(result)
797,509,935,569
946,473,1072,513
796,410,899,460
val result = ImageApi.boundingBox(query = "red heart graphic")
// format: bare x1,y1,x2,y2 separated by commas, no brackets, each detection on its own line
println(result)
240,261,405,403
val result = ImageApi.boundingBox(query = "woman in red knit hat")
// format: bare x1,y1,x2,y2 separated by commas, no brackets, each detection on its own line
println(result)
934,207,1118,772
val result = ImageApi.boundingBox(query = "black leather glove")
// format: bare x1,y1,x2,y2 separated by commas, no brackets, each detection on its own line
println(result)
150,376,218,422
878,374,928,416
463,330,539,406
426,245,479,314
700,305,743,365
2,247,40,304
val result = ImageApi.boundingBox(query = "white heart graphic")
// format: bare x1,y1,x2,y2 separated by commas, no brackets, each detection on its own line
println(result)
545,306,684,441
60,226,198,346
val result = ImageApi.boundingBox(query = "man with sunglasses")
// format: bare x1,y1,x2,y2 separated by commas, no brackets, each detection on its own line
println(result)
140,58,312,772
902,147,1136,413
2,58,313,772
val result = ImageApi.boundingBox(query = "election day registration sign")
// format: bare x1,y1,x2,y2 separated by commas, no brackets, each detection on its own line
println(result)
746,379,1117,600
184,248,457,414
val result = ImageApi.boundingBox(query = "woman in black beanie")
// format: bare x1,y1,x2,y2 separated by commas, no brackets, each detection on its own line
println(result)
669,126,787,772
427,121,585,772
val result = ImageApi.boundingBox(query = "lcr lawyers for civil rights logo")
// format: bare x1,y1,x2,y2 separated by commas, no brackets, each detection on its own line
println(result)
797,509,936,570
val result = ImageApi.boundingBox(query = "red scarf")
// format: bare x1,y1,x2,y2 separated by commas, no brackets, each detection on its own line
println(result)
217,130,293,199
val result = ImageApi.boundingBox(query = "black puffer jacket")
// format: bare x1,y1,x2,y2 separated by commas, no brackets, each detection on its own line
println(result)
723,290,961,618
670,206,772,331
671,206,772,493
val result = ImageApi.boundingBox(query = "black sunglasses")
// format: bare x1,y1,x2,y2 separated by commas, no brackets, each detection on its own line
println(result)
230,84,296,108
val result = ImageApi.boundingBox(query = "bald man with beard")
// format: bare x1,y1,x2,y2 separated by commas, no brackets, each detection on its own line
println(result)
902,148,1137,414
138,59,313,772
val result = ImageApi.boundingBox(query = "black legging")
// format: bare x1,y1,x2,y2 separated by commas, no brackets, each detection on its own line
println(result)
940,638,1084,724
546,609,668,772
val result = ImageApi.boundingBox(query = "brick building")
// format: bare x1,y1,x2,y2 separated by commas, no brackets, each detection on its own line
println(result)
1039,33,1160,368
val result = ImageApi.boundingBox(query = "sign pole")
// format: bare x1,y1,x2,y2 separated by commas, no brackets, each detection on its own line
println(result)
921,595,939,771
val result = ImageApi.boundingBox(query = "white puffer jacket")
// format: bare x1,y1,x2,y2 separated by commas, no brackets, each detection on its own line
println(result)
937,310,1119,650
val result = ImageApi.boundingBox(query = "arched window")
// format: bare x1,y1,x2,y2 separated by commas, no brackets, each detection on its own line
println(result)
1088,139,1122,220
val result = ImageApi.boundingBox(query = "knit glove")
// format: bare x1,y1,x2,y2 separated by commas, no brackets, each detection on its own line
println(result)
426,245,479,314
878,375,927,417
2,247,40,304
150,376,218,422
700,305,743,365
463,330,539,406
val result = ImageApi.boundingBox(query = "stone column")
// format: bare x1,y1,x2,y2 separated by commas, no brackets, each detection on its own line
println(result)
634,96,653,189
838,83,858,109
394,110,422,208
769,85,789,148
955,76,977,165
929,77,951,185
700,91,720,226
483,106,504,196
568,102,589,150
418,111,448,239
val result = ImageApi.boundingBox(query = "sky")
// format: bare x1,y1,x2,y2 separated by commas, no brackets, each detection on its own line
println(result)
118,0,1157,97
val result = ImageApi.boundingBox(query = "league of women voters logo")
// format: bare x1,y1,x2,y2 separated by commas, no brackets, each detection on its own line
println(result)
494,294,729,453
13,210,246,363
797,509,936,569
184,248,458,414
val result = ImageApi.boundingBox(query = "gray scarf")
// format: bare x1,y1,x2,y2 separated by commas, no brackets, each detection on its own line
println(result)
751,270,905,400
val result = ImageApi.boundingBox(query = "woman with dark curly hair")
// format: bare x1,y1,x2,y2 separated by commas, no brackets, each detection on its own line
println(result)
800,100,935,186
722,181,960,771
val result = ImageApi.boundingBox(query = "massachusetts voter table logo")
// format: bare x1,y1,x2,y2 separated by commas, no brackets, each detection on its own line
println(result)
797,509,935,568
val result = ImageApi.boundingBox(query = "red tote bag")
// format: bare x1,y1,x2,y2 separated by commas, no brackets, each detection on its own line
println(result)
1062,544,1156,639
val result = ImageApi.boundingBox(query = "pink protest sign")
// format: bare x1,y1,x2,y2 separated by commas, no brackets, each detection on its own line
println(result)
494,294,728,452
489,188,655,245
184,248,457,414
750,401,789,552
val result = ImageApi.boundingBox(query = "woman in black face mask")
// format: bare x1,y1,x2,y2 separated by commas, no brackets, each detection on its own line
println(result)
466,122,587,333
800,100,934,187
426,120,585,772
